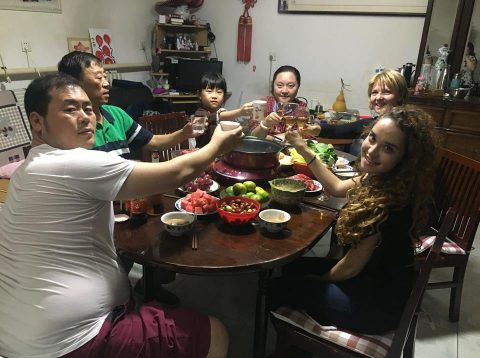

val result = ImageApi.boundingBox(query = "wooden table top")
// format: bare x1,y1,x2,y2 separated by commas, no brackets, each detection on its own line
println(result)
115,196,336,275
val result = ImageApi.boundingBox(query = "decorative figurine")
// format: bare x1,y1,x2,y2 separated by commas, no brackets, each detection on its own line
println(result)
461,42,478,87
434,44,450,90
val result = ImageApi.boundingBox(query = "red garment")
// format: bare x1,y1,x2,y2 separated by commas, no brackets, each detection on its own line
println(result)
250,96,307,135
63,302,210,358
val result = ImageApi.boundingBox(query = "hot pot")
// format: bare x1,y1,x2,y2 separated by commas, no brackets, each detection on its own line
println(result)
223,136,286,170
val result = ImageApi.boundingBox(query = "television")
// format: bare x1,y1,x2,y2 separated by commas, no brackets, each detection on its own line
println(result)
175,59,223,92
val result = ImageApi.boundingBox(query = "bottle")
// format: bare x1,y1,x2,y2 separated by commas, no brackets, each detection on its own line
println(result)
437,64,450,92
450,73,461,90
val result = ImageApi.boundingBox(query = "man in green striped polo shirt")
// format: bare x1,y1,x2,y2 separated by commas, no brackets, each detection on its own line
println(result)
58,51,195,159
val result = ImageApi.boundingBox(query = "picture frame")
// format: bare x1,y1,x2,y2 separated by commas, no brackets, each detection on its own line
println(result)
176,33,197,51
0,0,62,13
278,0,428,16
67,37,92,53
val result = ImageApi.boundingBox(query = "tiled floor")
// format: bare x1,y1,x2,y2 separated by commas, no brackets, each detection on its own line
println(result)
129,227,480,358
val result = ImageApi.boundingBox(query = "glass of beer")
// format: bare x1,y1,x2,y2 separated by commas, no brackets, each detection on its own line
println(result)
277,102,299,130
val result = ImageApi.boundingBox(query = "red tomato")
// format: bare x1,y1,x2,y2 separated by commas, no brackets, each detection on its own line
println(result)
95,35,103,46
104,57,114,64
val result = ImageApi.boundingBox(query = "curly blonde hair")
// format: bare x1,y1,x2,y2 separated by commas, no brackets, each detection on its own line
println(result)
335,105,439,246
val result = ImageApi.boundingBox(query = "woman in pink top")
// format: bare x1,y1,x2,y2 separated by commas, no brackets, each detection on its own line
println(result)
251,65,320,139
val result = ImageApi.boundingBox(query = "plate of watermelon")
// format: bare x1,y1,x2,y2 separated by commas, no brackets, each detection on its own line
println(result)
175,189,219,216
288,174,323,193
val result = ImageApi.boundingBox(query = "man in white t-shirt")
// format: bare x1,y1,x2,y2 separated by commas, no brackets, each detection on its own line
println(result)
0,74,243,358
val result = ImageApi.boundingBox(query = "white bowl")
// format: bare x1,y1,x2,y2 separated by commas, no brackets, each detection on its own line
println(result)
258,209,291,233
220,121,241,131
161,211,195,236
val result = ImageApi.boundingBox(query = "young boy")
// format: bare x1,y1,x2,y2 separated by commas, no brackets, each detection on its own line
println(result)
194,72,254,147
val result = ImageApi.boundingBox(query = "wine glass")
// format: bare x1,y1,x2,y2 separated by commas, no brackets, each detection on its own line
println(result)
294,107,310,132
317,188,330,202
277,102,299,130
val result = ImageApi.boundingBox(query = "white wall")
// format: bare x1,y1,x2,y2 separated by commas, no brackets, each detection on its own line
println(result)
0,0,159,87
194,0,426,114
0,0,426,113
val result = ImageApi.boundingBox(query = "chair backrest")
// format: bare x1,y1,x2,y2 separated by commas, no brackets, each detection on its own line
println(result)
432,148,480,252
138,112,189,162
387,207,456,357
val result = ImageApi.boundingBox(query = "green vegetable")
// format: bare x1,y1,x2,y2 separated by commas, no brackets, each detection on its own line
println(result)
306,140,338,166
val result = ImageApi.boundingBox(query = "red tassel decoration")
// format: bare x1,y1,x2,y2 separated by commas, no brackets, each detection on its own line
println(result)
237,15,246,61
243,16,252,62
236,0,257,63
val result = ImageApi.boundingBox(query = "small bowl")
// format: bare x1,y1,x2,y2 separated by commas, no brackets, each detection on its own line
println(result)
269,178,307,206
449,87,470,99
259,209,291,233
216,196,260,225
220,121,241,131
161,211,195,236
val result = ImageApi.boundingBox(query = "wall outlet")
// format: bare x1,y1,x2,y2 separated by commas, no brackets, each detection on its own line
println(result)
21,40,32,52
269,52,276,61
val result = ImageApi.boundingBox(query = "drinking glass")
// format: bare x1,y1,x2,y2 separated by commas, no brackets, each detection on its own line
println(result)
317,189,330,202
277,102,299,130
191,115,208,135
295,107,310,131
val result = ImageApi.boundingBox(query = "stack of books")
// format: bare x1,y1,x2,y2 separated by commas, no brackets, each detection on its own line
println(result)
169,14,184,25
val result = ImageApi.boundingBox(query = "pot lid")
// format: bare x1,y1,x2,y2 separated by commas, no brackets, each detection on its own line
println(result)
233,136,285,154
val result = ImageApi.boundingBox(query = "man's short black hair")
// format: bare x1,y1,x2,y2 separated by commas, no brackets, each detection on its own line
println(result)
24,73,82,117
58,51,102,80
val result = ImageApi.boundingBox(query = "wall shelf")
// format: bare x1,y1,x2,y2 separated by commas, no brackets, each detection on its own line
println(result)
1,62,150,81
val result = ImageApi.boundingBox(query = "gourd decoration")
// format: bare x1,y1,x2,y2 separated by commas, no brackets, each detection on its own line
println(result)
332,78,349,112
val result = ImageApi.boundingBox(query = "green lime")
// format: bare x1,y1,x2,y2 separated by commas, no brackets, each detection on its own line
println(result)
255,186,266,194
259,191,270,202
243,180,257,192
233,183,247,195
225,186,235,196
251,194,262,202
245,192,255,198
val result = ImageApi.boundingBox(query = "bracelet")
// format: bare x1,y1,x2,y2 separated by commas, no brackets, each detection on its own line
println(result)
306,155,317,166
216,108,227,123
260,121,271,130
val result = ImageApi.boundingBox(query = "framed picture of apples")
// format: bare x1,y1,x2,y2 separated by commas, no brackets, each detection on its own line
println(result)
89,28,116,64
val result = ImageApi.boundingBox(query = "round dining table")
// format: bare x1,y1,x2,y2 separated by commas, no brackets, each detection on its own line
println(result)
115,195,336,358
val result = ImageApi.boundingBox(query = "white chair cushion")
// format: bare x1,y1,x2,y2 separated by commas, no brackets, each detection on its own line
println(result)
273,307,394,358
416,235,466,255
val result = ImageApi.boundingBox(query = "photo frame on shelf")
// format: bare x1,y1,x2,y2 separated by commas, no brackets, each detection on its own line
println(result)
67,37,92,53
278,0,428,16
176,33,197,51
0,0,62,13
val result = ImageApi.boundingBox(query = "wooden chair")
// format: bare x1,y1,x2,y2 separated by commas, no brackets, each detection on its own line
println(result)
138,112,190,162
270,208,456,358
416,148,480,322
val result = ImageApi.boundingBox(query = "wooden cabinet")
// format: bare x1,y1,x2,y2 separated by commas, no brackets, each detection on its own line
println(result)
407,95,480,161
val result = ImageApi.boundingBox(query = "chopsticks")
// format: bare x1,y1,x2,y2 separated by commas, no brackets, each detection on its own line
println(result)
192,230,198,250
163,194,181,199
191,213,198,250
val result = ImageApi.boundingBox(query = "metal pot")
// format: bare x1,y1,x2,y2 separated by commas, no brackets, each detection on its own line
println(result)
223,136,287,170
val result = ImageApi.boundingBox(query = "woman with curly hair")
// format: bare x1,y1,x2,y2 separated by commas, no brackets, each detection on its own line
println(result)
272,105,439,334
